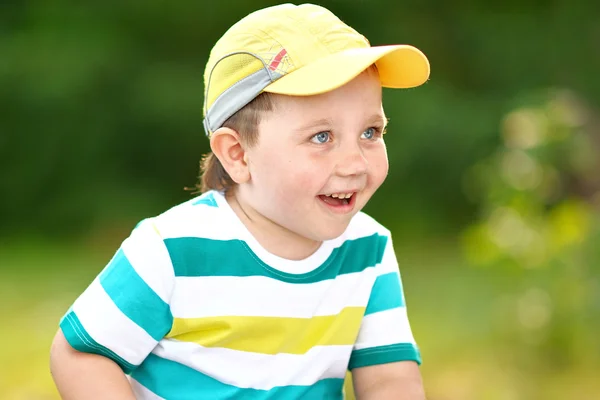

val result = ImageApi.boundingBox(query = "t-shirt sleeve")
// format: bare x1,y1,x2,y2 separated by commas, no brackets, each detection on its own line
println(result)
59,218,175,374
348,232,421,370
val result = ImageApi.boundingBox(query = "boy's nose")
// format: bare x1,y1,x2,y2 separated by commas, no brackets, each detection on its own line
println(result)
335,146,368,177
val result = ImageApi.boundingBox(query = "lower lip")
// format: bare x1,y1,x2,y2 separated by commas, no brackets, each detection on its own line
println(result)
317,193,357,214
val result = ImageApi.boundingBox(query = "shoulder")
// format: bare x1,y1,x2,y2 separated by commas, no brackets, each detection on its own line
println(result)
329,212,392,267
344,211,391,240
141,190,234,241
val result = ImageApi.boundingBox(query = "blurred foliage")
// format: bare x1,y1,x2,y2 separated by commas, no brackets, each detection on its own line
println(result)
461,88,600,396
1,0,600,399
463,88,600,267
2,0,600,241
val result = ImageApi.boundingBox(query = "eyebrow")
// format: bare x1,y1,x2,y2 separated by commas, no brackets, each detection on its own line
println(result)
293,118,334,133
293,114,388,133
368,113,388,128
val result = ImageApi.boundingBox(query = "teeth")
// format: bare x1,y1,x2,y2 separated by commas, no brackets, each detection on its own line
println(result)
326,193,353,199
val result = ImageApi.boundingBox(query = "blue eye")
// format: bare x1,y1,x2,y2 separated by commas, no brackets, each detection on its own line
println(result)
361,127,377,140
311,131,330,144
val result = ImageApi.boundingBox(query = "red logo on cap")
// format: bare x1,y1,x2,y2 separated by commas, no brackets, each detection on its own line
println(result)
269,49,288,71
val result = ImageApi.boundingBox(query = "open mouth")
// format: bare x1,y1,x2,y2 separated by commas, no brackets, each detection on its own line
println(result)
318,192,355,207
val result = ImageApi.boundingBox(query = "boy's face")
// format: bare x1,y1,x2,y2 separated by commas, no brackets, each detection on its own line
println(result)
240,69,389,242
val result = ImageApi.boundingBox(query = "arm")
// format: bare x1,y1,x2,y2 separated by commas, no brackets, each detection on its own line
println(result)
50,330,136,400
352,361,425,400
349,231,425,399
50,219,175,397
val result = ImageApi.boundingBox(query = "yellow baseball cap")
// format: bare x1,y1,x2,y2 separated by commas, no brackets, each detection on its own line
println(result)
203,3,430,135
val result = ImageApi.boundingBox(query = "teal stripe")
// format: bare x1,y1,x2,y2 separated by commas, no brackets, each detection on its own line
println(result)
60,310,136,373
364,272,404,315
348,343,421,370
131,353,344,400
99,249,173,341
192,192,218,207
165,234,387,284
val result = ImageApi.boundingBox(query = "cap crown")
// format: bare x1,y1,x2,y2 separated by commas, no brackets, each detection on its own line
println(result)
203,4,369,134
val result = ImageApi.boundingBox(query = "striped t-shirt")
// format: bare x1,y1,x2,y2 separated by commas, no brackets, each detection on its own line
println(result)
60,190,420,399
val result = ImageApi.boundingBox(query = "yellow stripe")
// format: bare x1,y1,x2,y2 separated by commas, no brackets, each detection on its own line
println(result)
167,307,365,355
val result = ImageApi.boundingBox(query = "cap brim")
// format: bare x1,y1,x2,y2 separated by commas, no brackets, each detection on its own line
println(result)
263,45,430,96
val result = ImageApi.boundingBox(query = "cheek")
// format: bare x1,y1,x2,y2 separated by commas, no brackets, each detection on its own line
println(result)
278,161,321,195
286,152,336,193
252,153,310,197
368,146,389,185
270,158,326,206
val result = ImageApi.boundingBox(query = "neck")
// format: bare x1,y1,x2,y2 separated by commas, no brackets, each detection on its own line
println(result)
225,190,321,261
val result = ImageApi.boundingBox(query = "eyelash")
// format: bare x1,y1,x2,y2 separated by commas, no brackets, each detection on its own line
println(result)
362,126,386,140
310,126,386,144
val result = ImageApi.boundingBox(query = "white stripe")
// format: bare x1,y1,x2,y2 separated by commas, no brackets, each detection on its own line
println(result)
170,268,377,318
353,307,415,350
122,221,174,303
376,236,402,276
73,279,157,365
129,377,165,400
345,211,390,239
155,204,246,240
153,339,352,390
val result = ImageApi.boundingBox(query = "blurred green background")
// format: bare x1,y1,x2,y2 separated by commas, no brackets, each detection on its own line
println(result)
1,1,599,399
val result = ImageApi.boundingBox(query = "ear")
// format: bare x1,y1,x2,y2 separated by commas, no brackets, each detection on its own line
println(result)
209,127,250,184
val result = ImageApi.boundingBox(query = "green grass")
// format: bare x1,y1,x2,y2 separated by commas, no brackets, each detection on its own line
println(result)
1,237,598,400
0,240,102,399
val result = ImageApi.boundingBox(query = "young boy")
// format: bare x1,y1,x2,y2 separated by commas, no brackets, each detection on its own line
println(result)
50,3,430,399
